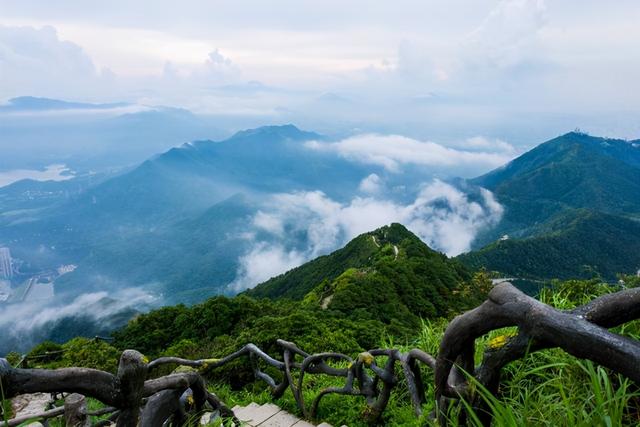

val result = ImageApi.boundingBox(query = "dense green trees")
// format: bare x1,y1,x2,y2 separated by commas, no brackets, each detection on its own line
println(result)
459,210,640,280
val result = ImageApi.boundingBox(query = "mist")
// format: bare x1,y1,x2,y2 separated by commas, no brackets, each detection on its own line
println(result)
229,180,503,291
0,287,159,355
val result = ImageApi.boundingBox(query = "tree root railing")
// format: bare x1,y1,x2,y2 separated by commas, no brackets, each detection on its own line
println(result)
435,282,640,425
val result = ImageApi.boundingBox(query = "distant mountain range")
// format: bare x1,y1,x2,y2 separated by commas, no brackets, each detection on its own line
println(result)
3,127,640,354
0,125,400,302
0,96,226,171
0,96,130,112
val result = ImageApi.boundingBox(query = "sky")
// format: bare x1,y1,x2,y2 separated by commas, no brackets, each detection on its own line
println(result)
1,0,640,141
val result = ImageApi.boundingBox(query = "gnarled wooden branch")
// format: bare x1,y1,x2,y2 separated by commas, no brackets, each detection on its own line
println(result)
435,282,640,425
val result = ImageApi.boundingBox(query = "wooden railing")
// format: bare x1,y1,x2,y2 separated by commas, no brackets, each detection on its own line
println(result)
1,282,639,426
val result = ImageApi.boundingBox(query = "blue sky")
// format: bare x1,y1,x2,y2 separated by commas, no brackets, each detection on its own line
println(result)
1,0,640,141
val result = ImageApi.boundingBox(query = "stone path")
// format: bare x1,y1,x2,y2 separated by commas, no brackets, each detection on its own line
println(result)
231,403,340,427
10,393,51,421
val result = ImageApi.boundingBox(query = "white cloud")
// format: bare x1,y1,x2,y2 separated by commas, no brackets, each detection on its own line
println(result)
228,243,305,292
0,287,158,352
305,134,515,173
2,0,640,141
359,173,383,194
229,180,503,291
453,136,516,154
0,25,107,100
467,0,547,68
253,210,285,236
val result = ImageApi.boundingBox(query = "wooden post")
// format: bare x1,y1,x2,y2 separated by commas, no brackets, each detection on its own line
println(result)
115,350,147,427
64,393,89,427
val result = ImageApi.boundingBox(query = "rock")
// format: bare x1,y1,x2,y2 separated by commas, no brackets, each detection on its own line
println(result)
200,410,220,425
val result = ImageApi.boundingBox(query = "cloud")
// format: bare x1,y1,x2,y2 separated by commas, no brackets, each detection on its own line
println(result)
359,173,383,194
228,243,306,292
452,136,516,154
3,1,640,144
468,0,547,68
305,134,515,173
0,25,107,100
229,180,503,291
0,287,158,353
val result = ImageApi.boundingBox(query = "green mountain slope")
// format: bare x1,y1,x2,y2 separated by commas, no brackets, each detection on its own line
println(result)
472,132,640,242
459,209,640,280
247,223,473,318
461,132,640,280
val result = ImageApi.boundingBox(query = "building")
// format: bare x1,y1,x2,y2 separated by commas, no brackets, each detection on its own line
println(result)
0,247,13,279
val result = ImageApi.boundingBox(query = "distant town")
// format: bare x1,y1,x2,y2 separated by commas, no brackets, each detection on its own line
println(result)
0,246,76,304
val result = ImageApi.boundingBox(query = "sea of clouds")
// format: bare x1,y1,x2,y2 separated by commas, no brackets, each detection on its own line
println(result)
229,179,503,291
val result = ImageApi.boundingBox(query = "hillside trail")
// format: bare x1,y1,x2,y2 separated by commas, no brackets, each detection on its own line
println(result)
370,235,399,260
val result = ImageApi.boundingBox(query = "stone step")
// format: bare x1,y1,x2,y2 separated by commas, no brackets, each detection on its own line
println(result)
230,403,341,427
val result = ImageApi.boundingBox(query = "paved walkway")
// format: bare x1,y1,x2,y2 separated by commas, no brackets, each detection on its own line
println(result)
10,393,51,421
232,403,338,427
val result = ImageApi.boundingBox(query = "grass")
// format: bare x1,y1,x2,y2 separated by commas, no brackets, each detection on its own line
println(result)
0,399,10,425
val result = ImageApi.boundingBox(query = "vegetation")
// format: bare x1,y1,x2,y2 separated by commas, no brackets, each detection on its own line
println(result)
248,223,471,304
458,209,640,280
213,279,640,426
464,132,640,281
10,279,638,426
5,220,640,425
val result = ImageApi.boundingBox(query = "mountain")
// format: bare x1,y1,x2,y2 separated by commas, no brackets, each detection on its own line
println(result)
0,96,129,111
53,193,256,302
248,223,473,319
472,132,640,241
462,131,640,279
0,97,225,171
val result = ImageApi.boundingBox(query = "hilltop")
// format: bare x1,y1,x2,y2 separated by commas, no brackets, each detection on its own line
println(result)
247,223,472,319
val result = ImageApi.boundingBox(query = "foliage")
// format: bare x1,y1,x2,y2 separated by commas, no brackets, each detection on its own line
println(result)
31,338,122,373
248,224,472,301
27,340,63,363
4,352,21,367
465,132,640,281
459,209,640,280
207,281,640,426
111,224,484,371
19,272,640,426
